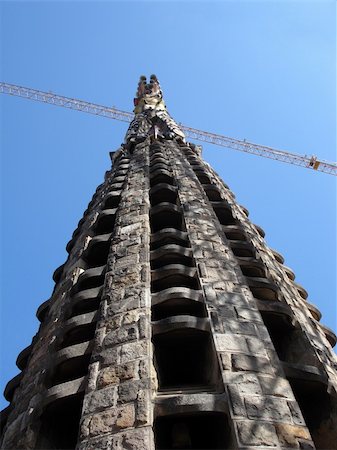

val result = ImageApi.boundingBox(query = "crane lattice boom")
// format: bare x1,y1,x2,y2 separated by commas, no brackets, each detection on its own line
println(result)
1,82,336,176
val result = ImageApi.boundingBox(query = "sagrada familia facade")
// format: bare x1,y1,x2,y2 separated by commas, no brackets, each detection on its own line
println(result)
1,75,337,449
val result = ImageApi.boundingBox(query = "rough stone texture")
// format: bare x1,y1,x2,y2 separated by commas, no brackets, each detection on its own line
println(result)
2,130,337,450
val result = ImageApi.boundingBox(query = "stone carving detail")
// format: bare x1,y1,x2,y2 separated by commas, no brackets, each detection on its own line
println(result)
125,75,185,144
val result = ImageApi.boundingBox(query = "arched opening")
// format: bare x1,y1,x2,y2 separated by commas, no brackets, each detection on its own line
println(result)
154,412,232,449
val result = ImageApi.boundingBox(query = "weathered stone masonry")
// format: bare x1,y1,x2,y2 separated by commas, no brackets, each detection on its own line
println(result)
1,75,337,450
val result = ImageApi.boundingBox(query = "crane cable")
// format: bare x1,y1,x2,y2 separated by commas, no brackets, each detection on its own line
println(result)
1,82,336,176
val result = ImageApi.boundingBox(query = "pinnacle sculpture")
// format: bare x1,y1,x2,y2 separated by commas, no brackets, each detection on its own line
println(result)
1,75,337,450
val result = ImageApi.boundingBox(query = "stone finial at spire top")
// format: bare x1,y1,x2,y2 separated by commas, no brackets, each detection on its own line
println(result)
125,74,185,144
133,74,166,114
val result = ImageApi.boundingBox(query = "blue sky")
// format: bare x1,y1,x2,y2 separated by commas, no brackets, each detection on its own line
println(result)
0,1,336,410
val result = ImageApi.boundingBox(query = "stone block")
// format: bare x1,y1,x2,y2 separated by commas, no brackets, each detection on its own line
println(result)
81,410,117,437
121,427,153,450
275,424,311,448
288,400,306,425
228,385,247,417
232,354,274,374
236,420,279,446
215,334,249,353
245,396,292,422
83,386,117,414
246,336,268,356
259,375,292,398
224,319,257,336
118,380,150,403
116,404,135,429
235,307,262,322
97,362,136,388
120,340,148,363
225,372,262,395
103,324,139,347
216,292,248,306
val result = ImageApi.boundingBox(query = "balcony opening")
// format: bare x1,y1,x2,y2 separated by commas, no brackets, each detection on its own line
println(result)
205,189,222,202
152,299,206,321
35,393,84,450
84,240,110,267
214,206,236,225
154,412,232,450
150,172,175,187
151,250,194,269
231,246,255,258
240,264,265,278
94,212,116,234
69,293,101,318
151,229,190,250
249,285,278,302
61,322,97,349
260,312,320,367
150,209,184,233
103,194,120,209
150,186,178,206
152,273,199,292
49,354,91,387
289,378,337,450
153,329,219,391
196,174,211,185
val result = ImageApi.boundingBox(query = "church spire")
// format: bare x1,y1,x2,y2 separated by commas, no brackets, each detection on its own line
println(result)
125,75,185,143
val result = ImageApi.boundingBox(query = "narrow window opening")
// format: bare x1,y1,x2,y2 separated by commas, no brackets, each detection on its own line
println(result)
94,213,116,234
154,413,233,450
35,393,84,450
214,207,236,225
261,312,321,367
153,329,220,390
84,240,110,267
49,354,91,387
69,296,101,318
152,300,206,321
76,271,105,292
60,322,97,349
152,274,199,292
231,246,255,257
288,379,337,450
150,211,184,233
249,285,278,301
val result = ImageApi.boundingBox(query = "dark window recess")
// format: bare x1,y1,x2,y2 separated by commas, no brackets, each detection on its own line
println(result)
152,274,199,292
196,174,211,185
240,264,265,278
151,254,194,270
150,212,184,233
205,189,222,202
150,173,175,187
84,241,110,267
261,312,320,367
152,300,206,321
35,393,84,450
154,413,232,449
231,246,255,258
49,354,91,387
249,286,278,302
214,207,236,225
61,322,97,349
103,195,120,209
69,296,101,318
150,190,178,206
95,214,116,234
153,329,220,390
76,272,105,292
289,379,337,450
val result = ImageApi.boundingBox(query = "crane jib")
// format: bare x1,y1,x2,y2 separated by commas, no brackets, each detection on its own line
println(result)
1,82,336,176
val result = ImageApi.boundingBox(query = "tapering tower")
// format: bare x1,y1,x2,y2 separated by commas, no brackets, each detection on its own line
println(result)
1,76,337,450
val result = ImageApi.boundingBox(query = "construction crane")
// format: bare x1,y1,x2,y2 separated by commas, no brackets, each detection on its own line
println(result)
1,82,336,176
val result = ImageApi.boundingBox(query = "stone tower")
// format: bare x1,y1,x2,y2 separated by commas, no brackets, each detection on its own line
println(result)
1,75,337,450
